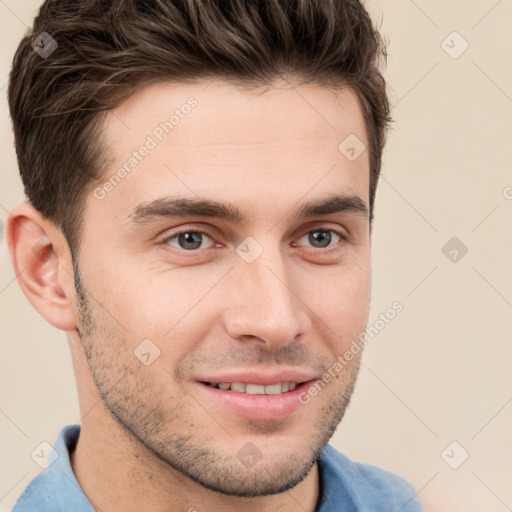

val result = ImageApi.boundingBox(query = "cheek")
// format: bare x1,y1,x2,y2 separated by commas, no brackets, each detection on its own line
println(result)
297,255,371,336
338,264,371,327
90,262,226,358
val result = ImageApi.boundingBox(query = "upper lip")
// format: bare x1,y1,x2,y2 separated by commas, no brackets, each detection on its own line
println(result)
196,369,318,386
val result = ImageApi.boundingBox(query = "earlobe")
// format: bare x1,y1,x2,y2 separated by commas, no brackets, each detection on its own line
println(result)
6,202,78,331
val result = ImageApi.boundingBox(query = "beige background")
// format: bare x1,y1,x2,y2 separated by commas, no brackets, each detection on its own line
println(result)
1,1,511,511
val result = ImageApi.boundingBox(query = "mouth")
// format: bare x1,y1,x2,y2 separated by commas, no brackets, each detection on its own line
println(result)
201,381,299,395
195,375,317,422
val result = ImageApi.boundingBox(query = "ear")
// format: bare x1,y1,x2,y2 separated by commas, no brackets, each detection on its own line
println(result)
6,202,78,331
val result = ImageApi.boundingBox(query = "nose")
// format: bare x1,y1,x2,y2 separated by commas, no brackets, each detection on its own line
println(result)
221,245,311,349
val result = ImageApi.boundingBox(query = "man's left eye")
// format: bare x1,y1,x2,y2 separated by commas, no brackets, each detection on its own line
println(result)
297,229,343,249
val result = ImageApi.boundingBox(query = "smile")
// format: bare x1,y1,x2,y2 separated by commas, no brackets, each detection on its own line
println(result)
203,382,298,394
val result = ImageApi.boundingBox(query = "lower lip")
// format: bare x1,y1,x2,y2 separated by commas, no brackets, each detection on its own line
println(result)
195,381,313,421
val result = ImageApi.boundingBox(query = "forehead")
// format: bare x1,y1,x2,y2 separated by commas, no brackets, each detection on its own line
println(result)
90,79,369,226
107,78,367,149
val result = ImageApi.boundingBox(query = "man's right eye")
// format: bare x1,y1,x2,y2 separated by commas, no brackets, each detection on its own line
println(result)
162,230,216,251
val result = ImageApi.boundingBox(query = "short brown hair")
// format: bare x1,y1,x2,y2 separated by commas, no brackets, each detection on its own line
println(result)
9,0,391,251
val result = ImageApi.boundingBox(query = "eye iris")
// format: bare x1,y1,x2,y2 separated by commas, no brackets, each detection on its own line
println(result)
309,230,331,248
178,232,203,250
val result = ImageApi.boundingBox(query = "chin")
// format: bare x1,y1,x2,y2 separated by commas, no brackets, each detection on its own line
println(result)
185,454,318,497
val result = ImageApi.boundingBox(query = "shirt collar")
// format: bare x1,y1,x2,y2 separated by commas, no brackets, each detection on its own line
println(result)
46,424,96,511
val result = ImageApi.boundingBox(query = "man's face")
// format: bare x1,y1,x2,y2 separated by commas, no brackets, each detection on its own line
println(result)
74,79,371,496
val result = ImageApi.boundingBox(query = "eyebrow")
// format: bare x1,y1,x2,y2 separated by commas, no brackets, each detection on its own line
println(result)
128,194,369,224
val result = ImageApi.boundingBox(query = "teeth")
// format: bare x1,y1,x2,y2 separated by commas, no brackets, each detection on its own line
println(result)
264,383,282,395
246,383,265,394
231,382,246,393
207,382,300,394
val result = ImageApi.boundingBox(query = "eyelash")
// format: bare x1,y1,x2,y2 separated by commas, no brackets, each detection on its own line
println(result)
158,226,348,255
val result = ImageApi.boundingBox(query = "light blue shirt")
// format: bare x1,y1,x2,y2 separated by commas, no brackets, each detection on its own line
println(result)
11,424,424,511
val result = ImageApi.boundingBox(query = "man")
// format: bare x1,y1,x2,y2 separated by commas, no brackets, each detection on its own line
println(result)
6,0,425,510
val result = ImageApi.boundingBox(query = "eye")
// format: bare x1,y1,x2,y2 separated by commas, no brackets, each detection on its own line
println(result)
296,228,344,249
163,230,215,251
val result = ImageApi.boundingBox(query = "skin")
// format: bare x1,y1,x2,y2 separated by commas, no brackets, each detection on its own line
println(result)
7,78,371,512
